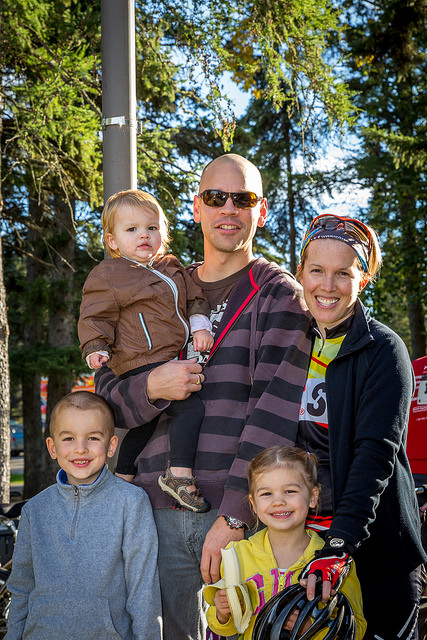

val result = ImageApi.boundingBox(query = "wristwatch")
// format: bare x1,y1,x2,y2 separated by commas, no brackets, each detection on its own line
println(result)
327,537,346,548
223,515,245,530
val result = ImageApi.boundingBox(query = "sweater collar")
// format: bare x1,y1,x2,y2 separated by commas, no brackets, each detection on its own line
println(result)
57,464,110,499
311,313,355,341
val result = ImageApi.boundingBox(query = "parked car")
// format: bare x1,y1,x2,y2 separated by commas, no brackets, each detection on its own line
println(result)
10,420,24,456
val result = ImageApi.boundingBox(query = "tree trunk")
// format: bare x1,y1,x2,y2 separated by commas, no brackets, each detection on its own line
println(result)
400,197,426,359
0,233,11,503
284,121,297,274
43,197,76,487
22,373,44,498
22,195,47,498
0,53,11,502
406,293,426,360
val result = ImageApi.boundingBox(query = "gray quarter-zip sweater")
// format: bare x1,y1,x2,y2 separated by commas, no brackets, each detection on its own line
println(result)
5,465,162,640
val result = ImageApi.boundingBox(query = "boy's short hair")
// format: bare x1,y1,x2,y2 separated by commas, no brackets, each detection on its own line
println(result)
49,391,115,439
101,189,170,258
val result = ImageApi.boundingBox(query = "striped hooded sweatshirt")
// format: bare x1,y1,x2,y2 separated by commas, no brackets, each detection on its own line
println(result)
95,258,312,525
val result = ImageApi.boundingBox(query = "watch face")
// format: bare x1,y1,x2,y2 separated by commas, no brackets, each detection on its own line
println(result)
225,516,244,528
329,538,345,548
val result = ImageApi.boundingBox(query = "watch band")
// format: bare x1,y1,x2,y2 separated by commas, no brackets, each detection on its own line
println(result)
223,515,245,530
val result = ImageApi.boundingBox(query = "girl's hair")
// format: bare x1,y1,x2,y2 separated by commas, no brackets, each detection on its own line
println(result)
248,446,319,497
101,189,170,258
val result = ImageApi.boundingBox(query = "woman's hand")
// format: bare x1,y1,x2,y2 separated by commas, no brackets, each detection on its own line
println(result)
299,539,352,601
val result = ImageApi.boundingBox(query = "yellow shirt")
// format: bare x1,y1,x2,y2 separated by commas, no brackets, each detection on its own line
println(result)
205,529,366,640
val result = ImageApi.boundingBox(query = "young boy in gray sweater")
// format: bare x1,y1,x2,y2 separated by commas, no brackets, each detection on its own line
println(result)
5,391,162,640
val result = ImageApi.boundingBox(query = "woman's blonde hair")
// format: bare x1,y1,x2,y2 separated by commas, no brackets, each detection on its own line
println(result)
101,189,170,258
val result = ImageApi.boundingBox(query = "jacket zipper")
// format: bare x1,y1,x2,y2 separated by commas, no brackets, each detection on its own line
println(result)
71,486,80,539
144,261,189,347
121,255,190,348
139,312,152,349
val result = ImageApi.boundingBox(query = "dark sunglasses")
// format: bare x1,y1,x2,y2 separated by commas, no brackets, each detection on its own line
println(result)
306,214,372,250
198,189,263,209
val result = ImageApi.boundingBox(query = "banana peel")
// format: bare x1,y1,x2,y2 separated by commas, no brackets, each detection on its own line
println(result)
205,543,253,634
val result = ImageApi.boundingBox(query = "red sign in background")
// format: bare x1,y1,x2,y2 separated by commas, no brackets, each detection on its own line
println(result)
407,356,427,475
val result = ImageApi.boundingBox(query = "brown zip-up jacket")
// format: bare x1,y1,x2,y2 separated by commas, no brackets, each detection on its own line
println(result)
78,255,210,377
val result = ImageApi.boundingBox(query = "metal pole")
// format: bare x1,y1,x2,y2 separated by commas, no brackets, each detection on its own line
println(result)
101,0,137,202
101,1,137,467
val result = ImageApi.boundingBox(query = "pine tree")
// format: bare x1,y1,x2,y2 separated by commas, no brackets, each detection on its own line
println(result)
343,0,426,357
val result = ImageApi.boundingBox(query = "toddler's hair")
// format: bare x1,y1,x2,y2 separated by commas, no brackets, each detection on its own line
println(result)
49,391,115,439
101,189,170,258
248,446,319,497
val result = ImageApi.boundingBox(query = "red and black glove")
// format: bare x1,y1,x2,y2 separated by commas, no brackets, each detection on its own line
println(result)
299,537,353,591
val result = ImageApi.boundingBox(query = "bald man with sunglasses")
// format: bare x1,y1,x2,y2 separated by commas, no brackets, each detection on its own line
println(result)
95,154,312,640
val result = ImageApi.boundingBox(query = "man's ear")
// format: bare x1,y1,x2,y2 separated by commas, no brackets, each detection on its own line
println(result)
46,437,57,460
193,195,201,224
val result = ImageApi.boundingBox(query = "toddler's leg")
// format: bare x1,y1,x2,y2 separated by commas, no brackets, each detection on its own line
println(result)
115,418,158,479
158,394,210,513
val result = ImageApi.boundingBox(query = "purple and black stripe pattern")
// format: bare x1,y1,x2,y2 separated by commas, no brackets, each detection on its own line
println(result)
95,258,312,525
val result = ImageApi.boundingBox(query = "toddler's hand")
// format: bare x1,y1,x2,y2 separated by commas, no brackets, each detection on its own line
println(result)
193,329,214,353
214,589,231,625
88,352,109,369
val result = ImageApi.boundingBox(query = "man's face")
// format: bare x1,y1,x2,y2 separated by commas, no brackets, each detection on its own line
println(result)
193,160,267,257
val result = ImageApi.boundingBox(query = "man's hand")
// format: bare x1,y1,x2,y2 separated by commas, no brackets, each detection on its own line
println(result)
201,517,245,584
146,358,204,403
214,589,231,625
192,329,214,354
299,540,352,602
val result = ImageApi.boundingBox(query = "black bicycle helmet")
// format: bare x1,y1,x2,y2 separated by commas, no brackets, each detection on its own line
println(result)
252,583,356,640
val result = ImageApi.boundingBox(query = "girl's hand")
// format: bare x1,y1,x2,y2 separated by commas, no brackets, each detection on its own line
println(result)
214,589,231,625
192,329,214,353
283,608,312,634
283,608,299,631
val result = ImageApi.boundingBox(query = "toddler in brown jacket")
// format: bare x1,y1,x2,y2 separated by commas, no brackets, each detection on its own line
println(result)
78,189,213,513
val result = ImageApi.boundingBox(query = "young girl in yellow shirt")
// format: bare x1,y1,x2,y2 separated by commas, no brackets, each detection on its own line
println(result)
205,446,366,639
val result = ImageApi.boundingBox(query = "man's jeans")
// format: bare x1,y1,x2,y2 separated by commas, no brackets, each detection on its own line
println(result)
154,507,219,640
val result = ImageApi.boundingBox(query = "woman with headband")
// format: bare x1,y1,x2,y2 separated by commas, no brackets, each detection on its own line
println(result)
295,214,425,639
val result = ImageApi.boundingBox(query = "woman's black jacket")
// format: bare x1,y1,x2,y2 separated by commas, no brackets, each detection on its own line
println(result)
323,299,426,579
